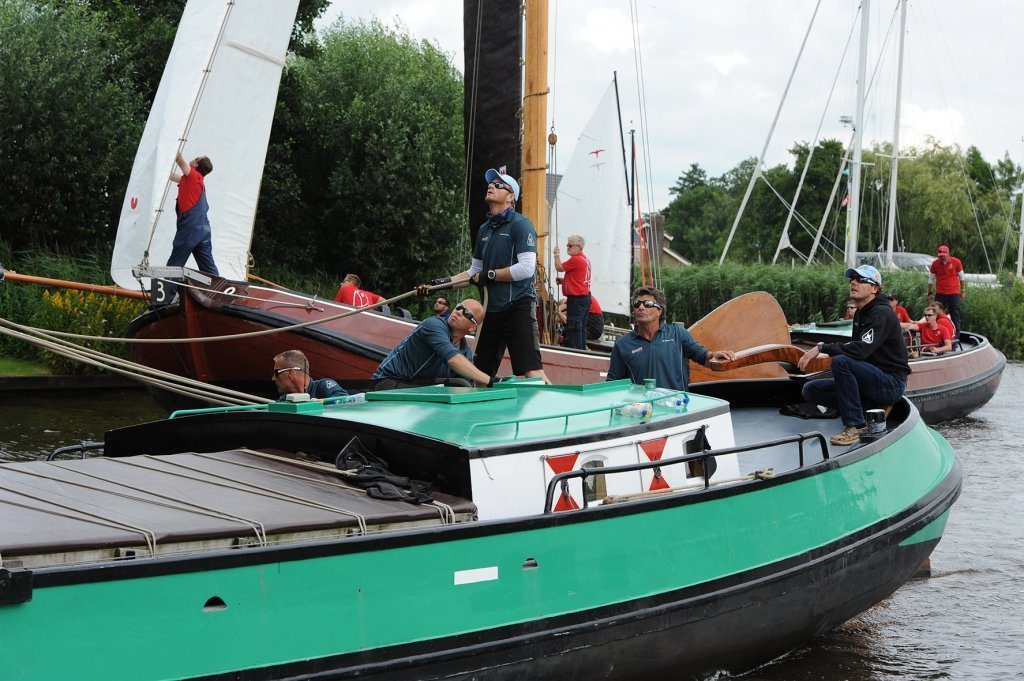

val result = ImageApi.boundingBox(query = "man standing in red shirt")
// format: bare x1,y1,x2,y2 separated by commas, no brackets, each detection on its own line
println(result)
168,151,218,275
553,234,592,350
928,245,964,333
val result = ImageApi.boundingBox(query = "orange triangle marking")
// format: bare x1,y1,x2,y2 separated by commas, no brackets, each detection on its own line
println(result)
546,452,580,474
639,437,667,461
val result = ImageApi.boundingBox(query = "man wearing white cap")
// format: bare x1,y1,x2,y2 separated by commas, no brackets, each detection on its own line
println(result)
797,264,910,446
928,245,964,334
419,168,548,382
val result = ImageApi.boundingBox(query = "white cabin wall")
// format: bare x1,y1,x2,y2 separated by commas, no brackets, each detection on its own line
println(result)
470,412,738,521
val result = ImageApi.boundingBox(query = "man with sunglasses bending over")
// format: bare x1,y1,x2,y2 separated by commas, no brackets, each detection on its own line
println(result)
371,299,493,390
272,349,348,400
419,168,549,383
797,265,910,447
607,287,735,391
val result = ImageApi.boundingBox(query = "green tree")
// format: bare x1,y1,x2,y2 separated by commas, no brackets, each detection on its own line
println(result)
994,152,1022,194
662,182,733,262
964,145,994,193
254,19,465,295
54,1,331,104
669,163,708,195
0,0,142,250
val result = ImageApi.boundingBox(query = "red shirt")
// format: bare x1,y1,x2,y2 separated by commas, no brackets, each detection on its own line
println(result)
930,256,963,295
176,169,205,213
916,322,952,349
334,283,381,306
893,305,911,323
588,296,602,314
561,252,591,296
937,314,956,337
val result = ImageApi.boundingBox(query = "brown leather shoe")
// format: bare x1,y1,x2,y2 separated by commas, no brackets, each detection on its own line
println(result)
830,425,866,446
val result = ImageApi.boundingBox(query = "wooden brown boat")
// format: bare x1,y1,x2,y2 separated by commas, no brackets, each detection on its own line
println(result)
126,274,1004,422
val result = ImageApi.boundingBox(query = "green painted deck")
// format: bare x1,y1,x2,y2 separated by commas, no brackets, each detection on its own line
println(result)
327,380,726,447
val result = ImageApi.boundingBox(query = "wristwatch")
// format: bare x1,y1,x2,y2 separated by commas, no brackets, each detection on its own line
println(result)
486,269,496,281
817,342,824,353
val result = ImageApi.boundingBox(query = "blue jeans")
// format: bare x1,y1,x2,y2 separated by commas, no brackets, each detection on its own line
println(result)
802,354,906,427
167,223,219,275
564,294,590,349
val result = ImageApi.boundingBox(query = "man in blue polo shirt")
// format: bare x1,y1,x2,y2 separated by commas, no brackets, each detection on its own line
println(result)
371,299,493,390
607,286,735,391
418,168,549,383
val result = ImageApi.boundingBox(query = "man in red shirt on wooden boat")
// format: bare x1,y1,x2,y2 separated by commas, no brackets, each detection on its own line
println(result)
168,151,219,275
553,234,592,350
901,305,953,356
887,294,911,323
333,273,382,308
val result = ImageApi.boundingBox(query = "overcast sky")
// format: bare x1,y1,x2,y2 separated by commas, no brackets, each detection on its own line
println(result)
318,1,1022,211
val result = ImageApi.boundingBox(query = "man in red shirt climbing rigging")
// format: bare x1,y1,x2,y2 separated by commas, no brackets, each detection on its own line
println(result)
168,151,218,276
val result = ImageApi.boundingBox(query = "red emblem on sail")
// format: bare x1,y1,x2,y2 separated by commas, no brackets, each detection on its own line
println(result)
130,197,139,210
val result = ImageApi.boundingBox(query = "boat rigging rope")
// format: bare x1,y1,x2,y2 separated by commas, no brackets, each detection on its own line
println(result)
0,284,450,403
130,454,369,536
155,275,322,309
0,482,159,554
140,1,236,266
0,317,270,406
0,286,423,346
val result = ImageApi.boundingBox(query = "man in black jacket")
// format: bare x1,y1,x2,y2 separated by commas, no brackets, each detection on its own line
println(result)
797,265,910,446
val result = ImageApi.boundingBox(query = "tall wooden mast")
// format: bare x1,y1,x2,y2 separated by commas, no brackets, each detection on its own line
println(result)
521,0,549,257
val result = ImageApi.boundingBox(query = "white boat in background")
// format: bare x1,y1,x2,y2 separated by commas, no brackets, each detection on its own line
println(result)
110,0,298,291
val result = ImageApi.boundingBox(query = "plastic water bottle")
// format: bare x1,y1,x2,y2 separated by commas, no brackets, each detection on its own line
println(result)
616,402,652,419
643,388,689,410
344,393,366,404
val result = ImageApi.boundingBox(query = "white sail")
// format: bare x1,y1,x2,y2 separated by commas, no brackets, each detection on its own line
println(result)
552,82,631,316
111,0,299,290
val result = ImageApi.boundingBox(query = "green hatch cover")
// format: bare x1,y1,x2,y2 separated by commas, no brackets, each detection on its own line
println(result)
267,400,324,415
365,386,519,404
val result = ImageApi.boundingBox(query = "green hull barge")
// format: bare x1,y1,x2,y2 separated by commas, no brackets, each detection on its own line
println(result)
0,378,960,680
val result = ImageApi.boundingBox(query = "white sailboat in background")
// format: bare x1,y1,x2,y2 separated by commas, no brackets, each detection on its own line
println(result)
550,81,632,317
110,0,299,290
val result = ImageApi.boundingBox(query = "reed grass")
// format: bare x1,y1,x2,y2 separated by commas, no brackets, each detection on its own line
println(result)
657,264,1023,359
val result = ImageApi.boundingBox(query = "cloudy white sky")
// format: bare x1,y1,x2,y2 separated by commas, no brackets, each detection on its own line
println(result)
318,1,1022,211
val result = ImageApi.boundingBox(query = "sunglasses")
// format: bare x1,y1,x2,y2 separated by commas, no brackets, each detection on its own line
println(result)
924,313,936,317
850,276,877,285
488,181,511,192
633,300,663,310
272,366,302,377
846,306,856,310
455,304,477,324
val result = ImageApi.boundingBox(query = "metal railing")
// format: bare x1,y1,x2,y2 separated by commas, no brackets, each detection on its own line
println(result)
543,431,829,514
